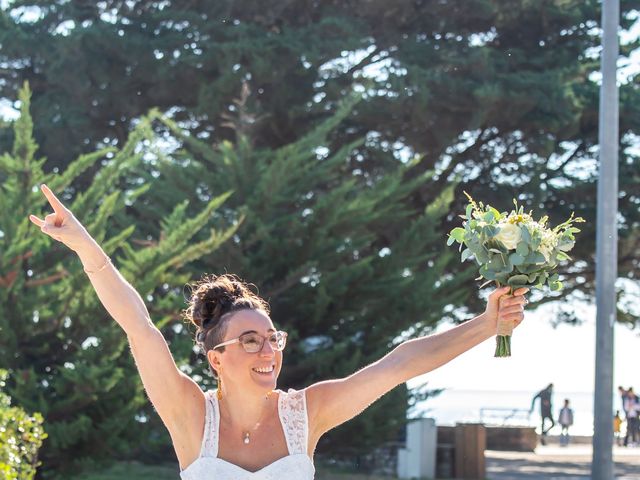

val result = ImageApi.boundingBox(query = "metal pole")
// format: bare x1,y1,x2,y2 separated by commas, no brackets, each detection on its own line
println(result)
592,0,619,478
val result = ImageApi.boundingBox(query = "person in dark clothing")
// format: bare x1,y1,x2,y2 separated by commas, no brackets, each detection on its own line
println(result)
619,386,630,418
623,387,639,447
531,383,555,444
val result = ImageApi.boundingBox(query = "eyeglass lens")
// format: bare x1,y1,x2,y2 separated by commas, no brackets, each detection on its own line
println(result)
240,332,286,353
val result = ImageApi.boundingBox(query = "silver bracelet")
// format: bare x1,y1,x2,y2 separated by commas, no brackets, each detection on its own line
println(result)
84,256,112,274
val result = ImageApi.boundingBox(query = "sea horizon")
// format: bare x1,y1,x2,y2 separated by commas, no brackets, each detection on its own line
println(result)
413,388,621,436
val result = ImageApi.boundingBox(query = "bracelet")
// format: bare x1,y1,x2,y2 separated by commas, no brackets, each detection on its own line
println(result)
83,256,112,274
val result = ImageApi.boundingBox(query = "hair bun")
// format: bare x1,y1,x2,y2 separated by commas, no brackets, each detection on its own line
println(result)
182,273,270,337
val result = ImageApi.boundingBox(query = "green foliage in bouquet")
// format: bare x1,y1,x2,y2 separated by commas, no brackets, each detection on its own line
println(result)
447,193,584,356
448,193,584,291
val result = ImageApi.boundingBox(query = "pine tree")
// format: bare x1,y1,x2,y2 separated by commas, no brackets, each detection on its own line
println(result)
1,0,638,324
0,84,239,478
142,93,470,458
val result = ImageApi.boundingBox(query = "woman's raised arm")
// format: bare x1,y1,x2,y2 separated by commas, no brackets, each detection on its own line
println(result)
29,184,204,457
29,184,152,337
305,286,528,443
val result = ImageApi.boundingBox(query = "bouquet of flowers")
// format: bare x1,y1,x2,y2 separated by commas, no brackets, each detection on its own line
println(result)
447,193,584,357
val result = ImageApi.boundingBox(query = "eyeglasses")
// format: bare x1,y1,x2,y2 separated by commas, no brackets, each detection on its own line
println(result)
213,331,288,353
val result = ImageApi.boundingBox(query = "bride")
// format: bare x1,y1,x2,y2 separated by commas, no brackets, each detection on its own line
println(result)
30,183,528,479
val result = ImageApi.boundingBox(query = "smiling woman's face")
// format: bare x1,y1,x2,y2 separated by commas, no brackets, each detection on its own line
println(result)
207,309,283,395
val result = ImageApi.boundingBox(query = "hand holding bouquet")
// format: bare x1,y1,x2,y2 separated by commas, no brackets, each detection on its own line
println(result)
447,193,584,357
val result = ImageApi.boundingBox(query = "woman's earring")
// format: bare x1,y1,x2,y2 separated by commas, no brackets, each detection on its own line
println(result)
217,368,223,401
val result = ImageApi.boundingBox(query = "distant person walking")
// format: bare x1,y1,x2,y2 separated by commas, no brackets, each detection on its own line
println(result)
558,399,574,446
620,386,631,446
614,410,623,447
619,386,629,416
531,383,555,444
624,387,639,447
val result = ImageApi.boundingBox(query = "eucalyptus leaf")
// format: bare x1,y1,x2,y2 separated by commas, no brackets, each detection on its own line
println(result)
495,272,510,284
487,255,503,270
516,241,529,256
466,204,473,219
475,249,490,264
509,252,525,265
466,242,482,255
482,269,497,281
558,241,574,252
517,264,541,274
550,281,562,291
450,227,465,243
531,234,541,250
483,225,499,238
525,251,546,264
483,210,495,222
502,255,515,274
461,248,473,262
480,264,497,280
492,240,509,253
508,274,529,286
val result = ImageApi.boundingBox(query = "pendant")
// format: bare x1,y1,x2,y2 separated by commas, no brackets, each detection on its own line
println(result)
243,432,250,445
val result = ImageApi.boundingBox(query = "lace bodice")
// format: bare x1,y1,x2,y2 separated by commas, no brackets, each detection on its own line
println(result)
179,388,315,480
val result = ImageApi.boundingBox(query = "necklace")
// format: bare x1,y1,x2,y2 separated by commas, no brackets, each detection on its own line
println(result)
240,391,273,445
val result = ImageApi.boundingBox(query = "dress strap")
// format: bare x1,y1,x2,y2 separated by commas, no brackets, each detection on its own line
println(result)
199,390,219,458
278,388,309,455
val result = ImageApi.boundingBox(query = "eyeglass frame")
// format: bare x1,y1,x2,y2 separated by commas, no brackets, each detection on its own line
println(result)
213,330,288,353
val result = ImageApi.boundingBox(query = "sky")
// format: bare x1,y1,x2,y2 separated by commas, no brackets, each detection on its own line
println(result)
405,300,640,435
409,301,640,394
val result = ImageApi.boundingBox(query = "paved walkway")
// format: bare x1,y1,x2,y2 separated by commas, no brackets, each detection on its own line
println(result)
486,445,640,480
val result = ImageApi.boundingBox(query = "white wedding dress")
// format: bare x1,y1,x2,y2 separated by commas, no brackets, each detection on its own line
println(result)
180,388,315,480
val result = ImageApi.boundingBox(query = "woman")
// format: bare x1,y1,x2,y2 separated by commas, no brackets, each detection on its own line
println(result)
30,184,528,479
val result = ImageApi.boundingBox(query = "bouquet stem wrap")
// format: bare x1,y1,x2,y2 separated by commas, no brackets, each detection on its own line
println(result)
495,286,514,357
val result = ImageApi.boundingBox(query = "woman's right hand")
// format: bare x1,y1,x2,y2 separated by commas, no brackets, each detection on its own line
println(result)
29,184,93,253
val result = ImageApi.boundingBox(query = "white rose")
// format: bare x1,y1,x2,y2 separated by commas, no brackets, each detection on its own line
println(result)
494,223,522,250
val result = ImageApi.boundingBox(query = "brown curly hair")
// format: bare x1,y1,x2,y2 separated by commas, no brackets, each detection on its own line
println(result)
182,273,270,378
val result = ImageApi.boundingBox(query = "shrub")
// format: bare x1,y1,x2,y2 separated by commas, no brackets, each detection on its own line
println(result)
0,369,48,480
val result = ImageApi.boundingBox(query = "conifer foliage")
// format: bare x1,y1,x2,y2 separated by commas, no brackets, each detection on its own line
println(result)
1,0,638,321
0,84,239,477
149,94,468,456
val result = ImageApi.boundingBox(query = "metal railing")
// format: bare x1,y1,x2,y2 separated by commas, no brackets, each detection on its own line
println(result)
479,407,531,426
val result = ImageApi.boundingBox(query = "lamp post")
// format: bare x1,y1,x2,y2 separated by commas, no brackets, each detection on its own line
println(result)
591,1,619,479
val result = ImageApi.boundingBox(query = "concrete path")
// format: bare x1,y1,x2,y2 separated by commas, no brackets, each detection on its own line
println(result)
486,445,640,480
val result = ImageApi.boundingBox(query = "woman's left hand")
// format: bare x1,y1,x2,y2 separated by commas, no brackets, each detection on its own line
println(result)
484,286,529,330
